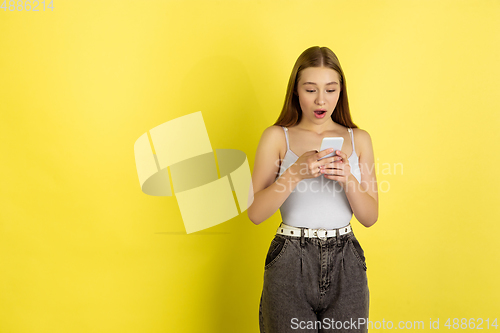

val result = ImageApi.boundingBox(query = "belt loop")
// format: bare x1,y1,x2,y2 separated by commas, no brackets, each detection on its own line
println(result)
300,228,305,248
336,228,341,247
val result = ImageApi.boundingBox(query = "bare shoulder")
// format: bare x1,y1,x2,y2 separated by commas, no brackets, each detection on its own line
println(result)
252,125,286,192
261,125,285,139
352,127,372,141
258,125,286,158
352,127,374,158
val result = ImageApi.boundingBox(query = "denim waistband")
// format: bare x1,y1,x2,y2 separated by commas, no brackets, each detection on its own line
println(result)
276,222,354,247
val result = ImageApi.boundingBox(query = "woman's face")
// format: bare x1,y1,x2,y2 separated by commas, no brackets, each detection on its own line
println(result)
296,66,341,123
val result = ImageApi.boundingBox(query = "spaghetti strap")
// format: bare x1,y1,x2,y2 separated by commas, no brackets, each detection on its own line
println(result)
281,126,290,152
348,128,356,156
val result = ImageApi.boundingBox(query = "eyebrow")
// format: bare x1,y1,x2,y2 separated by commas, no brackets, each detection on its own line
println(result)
302,81,339,85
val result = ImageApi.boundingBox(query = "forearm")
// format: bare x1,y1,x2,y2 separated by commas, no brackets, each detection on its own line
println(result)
247,168,301,225
343,176,378,227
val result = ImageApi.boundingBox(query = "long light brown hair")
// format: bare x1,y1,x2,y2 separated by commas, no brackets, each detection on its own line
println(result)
273,46,357,129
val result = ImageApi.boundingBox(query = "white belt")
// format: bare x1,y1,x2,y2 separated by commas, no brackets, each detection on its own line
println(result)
276,223,352,241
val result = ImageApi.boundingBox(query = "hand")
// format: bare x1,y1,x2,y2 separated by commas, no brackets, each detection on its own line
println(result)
288,149,340,181
321,150,353,187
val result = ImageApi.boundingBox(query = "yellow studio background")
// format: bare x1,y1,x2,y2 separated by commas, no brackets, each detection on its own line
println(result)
1,0,499,332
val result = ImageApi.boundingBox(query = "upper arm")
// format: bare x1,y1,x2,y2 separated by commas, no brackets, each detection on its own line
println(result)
251,126,284,195
356,129,379,204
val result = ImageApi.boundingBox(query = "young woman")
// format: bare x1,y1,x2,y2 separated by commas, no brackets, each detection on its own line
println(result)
247,46,378,333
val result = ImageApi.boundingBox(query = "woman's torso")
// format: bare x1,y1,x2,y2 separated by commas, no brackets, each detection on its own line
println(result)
275,125,361,229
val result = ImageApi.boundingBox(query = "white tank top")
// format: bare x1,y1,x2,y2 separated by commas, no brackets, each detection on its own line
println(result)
276,126,362,229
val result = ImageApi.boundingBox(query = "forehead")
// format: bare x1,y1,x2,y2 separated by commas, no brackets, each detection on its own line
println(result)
298,67,340,84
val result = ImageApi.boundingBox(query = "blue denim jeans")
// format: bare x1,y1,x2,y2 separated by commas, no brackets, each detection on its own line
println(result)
259,223,369,333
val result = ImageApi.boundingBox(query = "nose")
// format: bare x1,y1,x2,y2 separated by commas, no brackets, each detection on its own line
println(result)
316,91,325,106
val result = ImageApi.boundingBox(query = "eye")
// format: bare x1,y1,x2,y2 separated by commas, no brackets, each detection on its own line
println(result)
306,90,316,93
327,90,336,93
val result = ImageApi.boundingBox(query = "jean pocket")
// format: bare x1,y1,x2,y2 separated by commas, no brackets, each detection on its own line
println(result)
348,236,367,271
264,235,289,270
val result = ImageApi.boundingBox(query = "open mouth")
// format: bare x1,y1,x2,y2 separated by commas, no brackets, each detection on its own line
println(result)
314,110,327,118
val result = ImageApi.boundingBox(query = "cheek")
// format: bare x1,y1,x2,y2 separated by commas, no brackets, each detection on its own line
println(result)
299,93,314,105
297,94,308,107
329,93,340,102
329,94,341,106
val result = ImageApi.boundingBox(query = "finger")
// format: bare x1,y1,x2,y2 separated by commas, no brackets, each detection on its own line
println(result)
323,156,342,165
317,154,338,166
323,167,346,176
324,174,345,182
323,164,347,177
323,167,343,176
320,156,342,168
335,150,348,161
326,165,343,172
316,148,336,159
316,154,343,172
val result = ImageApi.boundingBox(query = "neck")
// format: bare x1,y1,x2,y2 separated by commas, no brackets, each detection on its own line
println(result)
296,118,338,134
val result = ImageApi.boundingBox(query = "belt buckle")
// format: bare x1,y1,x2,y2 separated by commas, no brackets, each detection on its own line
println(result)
315,228,328,241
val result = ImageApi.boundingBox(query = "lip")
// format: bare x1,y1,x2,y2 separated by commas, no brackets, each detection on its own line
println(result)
314,109,327,118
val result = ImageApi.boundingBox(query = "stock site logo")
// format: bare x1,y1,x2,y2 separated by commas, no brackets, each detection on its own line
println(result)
134,111,254,234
